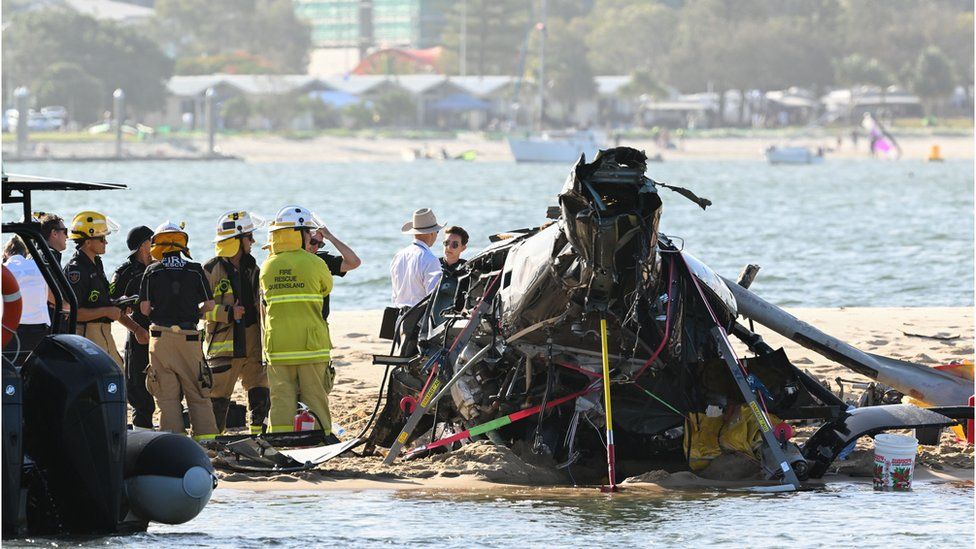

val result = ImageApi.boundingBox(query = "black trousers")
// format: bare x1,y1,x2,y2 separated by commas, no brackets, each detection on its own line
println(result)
124,332,156,428
3,323,49,366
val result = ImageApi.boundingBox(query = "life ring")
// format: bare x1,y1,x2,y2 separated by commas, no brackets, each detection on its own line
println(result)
2,265,23,347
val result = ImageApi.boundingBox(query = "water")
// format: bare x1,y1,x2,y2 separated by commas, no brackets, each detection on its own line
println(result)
4,158,973,309
7,482,973,548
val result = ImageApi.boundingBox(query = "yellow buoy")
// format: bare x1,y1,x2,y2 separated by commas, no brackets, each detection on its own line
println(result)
927,144,944,162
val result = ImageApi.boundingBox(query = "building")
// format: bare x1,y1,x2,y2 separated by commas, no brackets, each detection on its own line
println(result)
295,0,452,52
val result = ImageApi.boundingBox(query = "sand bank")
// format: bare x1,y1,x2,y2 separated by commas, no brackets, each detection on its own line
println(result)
5,133,972,163
111,306,973,492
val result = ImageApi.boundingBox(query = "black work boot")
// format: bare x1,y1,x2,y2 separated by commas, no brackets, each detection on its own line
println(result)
247,387,270,434
211,397,231,434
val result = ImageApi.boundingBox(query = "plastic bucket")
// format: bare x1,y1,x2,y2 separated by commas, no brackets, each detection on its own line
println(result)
873,433,918,491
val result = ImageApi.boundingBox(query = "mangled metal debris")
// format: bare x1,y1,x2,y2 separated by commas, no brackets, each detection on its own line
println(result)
368,147,972,488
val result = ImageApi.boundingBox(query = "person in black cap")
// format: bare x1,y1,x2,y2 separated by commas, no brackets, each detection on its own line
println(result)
110,225,155,428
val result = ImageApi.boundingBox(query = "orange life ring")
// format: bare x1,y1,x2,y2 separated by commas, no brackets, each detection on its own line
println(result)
2,265,23,347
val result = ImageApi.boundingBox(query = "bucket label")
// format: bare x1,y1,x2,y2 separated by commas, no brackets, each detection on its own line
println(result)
873,451,915,491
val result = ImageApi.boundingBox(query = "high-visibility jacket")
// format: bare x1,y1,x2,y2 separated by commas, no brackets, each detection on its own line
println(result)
259,249,333,366
202,255,260,361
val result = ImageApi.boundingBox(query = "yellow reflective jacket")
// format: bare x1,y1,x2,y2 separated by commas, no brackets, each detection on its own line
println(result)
202,255,260,361
259,249,333,366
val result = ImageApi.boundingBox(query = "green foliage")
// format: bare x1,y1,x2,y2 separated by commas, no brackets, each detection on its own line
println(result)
910,47,956,116
619,70,667,99
2,8,173,115
441,0,531,75
373,89,417,126
294,95,340,129
154,0,311,74
176,52,278,75
542,18,596,121
584,1,678,75
220,95,252,129
341,103,375,129
33,63,105,125
833,54,893,88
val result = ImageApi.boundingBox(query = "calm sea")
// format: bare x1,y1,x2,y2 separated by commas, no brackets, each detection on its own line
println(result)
4,158,973,309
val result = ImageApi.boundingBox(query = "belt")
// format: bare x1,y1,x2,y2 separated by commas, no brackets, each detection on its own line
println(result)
150,329,200,341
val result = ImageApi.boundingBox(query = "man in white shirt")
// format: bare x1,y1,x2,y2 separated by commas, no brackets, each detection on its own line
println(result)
3,236,51,365
390,208,444,309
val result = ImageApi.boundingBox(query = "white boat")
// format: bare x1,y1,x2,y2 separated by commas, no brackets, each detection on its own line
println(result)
508,130,604,163
765,145,824,165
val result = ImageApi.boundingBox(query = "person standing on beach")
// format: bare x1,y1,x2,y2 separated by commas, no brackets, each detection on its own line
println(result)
439,225,468,279
64,211,135,367
139,222,218,440
304,223,361,322
110,226,154,428
203,210,270,434
260,206,337,442
390,208,443,311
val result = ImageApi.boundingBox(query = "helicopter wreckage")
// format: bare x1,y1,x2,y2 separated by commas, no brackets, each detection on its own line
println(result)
364,147,972,489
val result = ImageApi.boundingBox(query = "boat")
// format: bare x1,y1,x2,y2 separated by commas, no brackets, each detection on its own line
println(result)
507,130,605,163
2,174,216,539
765,145,824,165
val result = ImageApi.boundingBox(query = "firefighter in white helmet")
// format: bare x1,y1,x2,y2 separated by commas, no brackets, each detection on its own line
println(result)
139,222,219,440
259,206,337,441
203,210,270,434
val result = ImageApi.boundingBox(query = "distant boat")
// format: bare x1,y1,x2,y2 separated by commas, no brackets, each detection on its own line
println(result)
765,145,824,165
508,130,605,163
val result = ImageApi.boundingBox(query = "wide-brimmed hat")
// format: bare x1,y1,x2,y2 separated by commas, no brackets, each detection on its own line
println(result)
401,208,444,235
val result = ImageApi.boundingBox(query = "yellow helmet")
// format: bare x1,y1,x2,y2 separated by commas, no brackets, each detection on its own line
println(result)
150,221,191,260
69,211,119,241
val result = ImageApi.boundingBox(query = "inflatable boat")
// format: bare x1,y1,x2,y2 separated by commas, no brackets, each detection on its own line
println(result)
2,174,216,538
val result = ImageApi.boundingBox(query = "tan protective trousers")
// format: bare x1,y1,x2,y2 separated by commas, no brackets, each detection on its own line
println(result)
77,321,122,368
267,361,333,434
209,325,268,398
147,325,218,439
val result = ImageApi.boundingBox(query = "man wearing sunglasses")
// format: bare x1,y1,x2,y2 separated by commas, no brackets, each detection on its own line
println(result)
304,223,361,322
63,210,131,367
440,225,469,279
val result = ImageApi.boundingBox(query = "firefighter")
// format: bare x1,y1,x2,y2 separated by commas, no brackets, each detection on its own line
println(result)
260,205,337,442
139,222,218,440
110,225,155,428
203,210,270,434
64,210,140,367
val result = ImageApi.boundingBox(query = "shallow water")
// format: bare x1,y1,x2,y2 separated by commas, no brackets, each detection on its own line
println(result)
4,158,973,309
7,482,974,548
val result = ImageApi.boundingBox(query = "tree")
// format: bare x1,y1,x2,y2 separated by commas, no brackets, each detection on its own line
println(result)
153,0,311,74
373,89,417,126
220,95,252,130
910,47,956,117
441,0,531,76
541,18,597,125
2,8,173,116
619,70,668,100
33,63,105,125
584,1,678,76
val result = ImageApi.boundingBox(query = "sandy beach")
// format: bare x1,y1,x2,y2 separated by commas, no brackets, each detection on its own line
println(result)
5,133,973,163
110,306,974,492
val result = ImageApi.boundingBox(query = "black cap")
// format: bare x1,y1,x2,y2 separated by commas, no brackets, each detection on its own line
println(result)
126,225,153,251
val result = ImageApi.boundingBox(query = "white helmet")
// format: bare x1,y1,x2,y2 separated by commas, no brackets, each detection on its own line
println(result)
213,210,266,242
153,221,186,237
268,205,323,233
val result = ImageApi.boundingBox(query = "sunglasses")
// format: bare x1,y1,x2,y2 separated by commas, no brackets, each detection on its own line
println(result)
443,241,461,249
53,227,68,234
309,237,323,247
91,236,107,243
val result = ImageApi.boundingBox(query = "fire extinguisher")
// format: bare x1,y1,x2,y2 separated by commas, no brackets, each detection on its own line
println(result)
294,405,316,432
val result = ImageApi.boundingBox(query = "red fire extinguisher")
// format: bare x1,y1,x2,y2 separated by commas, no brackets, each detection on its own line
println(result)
294,407,316,432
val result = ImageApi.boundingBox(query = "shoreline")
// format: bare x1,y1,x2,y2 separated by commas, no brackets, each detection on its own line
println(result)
4,133,973,163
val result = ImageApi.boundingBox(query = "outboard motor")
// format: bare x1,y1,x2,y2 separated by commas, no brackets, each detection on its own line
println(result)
124,430,216,526
20,334,126,535
2,357,23,538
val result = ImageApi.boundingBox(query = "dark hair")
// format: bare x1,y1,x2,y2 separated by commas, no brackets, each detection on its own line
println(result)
38,213,65,240
444,226,469,245
3,236,27,260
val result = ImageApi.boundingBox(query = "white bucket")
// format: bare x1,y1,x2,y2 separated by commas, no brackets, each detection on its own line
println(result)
873,433,918,491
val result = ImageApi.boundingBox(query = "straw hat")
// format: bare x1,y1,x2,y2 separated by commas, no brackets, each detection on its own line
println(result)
401,208,444,235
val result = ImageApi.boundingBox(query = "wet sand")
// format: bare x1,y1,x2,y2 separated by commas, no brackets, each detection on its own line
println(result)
114,306,974,492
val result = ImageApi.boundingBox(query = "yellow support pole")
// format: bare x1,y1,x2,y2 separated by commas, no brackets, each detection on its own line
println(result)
600,317,619,492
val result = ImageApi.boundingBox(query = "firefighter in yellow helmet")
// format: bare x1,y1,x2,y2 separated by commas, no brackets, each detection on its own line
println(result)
139,222,219,440
203,210,270,434
64,210,140,368
260,205,337,441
